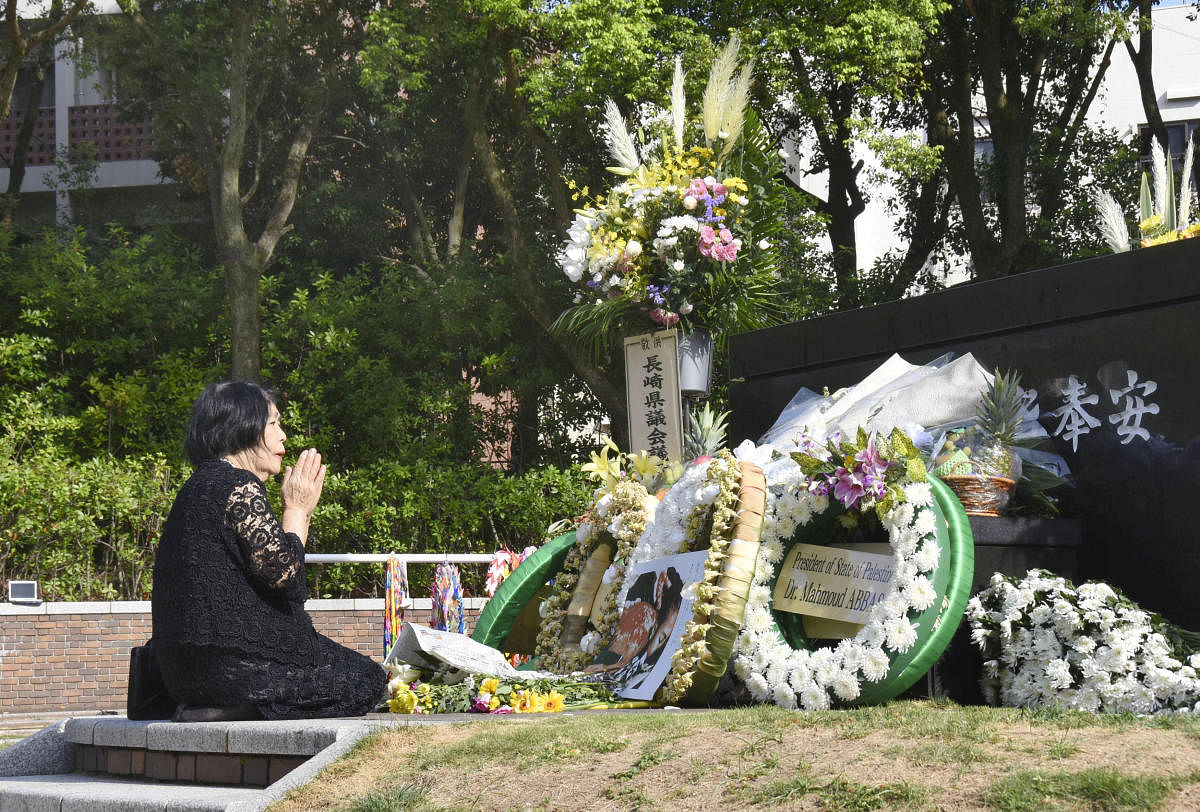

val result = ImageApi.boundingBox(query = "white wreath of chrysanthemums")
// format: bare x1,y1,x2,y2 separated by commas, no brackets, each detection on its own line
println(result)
729,438,944,710
967,569,1200,714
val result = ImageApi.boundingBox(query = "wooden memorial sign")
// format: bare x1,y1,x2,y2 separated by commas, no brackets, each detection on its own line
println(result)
624,330,683,462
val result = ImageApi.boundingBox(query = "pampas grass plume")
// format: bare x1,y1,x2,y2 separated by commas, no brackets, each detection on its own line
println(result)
603,98,640,172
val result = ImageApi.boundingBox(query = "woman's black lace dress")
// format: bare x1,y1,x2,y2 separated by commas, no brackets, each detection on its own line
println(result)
152,459,387,719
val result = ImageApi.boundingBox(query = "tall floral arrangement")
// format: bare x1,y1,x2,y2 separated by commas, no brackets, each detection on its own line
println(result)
554,39,787,353
1094,139,1200,252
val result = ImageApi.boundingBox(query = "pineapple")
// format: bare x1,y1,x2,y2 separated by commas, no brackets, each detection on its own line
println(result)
973,368,1025,477
684,402,730,461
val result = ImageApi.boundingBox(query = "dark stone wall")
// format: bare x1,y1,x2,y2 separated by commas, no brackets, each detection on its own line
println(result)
729,239,1200,628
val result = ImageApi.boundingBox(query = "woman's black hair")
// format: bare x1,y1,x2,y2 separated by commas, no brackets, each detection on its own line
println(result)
184,381,277,465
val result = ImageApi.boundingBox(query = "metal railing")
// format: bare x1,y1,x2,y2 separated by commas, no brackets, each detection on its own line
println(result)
304,553,493,565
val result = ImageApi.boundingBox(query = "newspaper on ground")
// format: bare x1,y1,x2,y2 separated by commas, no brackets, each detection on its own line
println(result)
384,622,557,680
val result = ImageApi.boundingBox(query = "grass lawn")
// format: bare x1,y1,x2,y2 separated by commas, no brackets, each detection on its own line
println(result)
270,700,1200,811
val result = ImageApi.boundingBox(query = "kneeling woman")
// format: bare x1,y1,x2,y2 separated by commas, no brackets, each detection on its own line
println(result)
153,381,387,721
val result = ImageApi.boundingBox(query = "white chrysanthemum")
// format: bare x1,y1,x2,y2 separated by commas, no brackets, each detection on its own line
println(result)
788,665,813,692
912,540,940,573
773,682,798,709
913,509,937,537
813,657,838,687
861,647,890,682
905,576,937,612
1070,635,1096,655
886,617,918,653
759,537,784,565
746,672,770,701
836,639,864,671
903,481,933,507
1045,658,1073,690
857,623,885,650
748,584,771,608
1078,582,1117,604
800,683,831,710
745,607,774,634
890,502,915,530
1029,604,1053,626
832,671,862,701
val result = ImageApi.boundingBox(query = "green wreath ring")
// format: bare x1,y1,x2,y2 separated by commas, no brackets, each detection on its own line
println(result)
755,475,974,706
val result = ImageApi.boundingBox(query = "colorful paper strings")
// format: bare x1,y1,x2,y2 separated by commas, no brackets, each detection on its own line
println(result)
384,554,409,657
430,561,465,635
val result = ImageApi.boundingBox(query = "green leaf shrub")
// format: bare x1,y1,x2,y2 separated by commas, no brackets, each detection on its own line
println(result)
0,225,594,599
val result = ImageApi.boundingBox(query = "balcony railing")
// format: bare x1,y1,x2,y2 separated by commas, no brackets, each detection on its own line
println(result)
0,108,55,166
68,104,154,161
0,104,157,168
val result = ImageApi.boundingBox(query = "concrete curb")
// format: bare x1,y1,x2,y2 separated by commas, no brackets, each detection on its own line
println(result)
0,720,74,777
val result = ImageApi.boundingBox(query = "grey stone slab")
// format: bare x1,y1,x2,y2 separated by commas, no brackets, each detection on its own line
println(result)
145,720,230,753
92,718,150,748
0,603,45,615
63,717,105,745
110,601,152,614
46,602,110,615
234,726,374,811
0,721,73,777
0,774,264,812
225,719,353,756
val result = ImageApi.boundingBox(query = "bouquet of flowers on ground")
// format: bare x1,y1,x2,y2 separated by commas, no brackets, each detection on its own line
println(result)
555,38,787,351
385,666,619,715
966,569,1200,714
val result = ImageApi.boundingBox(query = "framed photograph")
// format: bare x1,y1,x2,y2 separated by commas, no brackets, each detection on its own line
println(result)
589,550,708,700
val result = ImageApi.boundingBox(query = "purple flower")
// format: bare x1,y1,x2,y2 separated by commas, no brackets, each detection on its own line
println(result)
854,435,894,484
832,467,866,508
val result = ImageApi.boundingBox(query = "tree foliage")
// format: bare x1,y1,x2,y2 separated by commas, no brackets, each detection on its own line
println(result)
99,0,374,380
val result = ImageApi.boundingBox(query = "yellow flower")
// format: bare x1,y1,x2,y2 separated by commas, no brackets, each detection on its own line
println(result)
582,438,623,487
1139,214,1163,232
387,687,417,714
628,450,662,480
530,693,548,713
544,691,565,713
480,677,499,695
489,695,501,711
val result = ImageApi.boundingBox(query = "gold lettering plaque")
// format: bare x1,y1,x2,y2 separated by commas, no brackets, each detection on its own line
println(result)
773,542,896,626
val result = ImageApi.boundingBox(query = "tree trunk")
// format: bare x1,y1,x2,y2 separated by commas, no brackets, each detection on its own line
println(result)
225,251,261,381
1126,0,1167,155
0,43,49,225
462,35,629,443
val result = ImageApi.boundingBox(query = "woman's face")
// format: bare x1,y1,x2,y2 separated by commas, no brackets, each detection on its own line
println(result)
243,403,287,480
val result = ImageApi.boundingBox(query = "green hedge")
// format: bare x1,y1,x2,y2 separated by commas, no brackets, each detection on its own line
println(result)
0,452,175,600
0,451,589,601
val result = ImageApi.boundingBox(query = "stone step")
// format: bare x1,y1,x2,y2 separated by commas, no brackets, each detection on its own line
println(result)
0,714,458,811
0,773,265,811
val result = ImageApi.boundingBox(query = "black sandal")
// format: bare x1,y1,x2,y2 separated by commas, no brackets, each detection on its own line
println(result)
171,702,262,723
